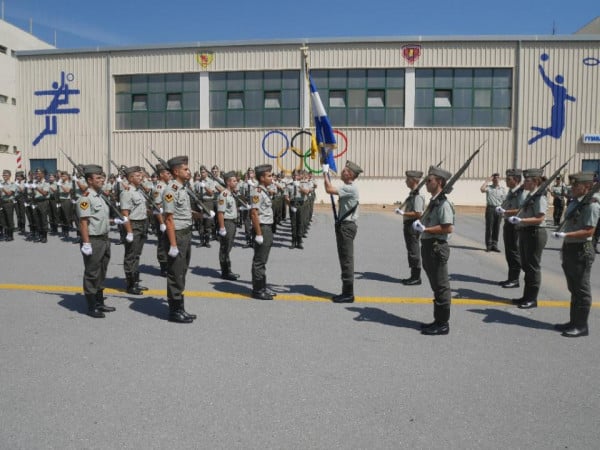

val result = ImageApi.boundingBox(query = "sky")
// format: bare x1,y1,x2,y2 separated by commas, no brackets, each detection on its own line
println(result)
1,0,598,49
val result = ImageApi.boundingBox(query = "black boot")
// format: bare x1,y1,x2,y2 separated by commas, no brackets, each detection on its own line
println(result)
203,233,211,248
6,229,14,242
243,236,252,248
263,276,277,297
168,299,193,323
96,289,116,312
296,238,304,250
221,262,239,281
252,279,273,300
39,232,48,243
62,226,69,238
422,306,450,335
134,271,148,291
332,282,354,303
401,268,422,286
159,262,168,277
180,296,197,320
126,273,143,295
561,306,590,337
85,294,105,318
289,238,296,249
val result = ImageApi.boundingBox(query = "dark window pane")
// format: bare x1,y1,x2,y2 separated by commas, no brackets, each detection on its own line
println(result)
347,108,366,126
348,89,365,108
473,109,492,126
148,112,165,129
115,94,130,112
183,73,199,92
165,73,182,92
166,111,182,128
415,88,433,107
115,76,130,94
245,90,262,110
282,109,299,127
435,69,453,88
415,69,434,88
227,110,244,127
210,72,226,91
493,68,512,88
453,109,472,126
474,89,491,108
311,70,328,88
329,70,346,89
210,91,226,110
386,69,404,88
329,109,346,125
281,89,299,109
387,89,404,108
245,71,263,90
385,108,404,126
264,71,281,90
245,111,262,127
348,69,366,88
131,75,147,94
492,89,511,108
367,69,385,88
415,109,433,126
453,89,472,108
183,111,199,128
367,109,385,126
263,110,281,127
227,72,244,90
282,71,299,89
148,93,165,111
474,69,493,88
210,110,226,127
182,92,199,110
433,109,453,126
131,112,148,129
148,74,164,93
454,69,472,88
492,109,511,127
116,112,130,129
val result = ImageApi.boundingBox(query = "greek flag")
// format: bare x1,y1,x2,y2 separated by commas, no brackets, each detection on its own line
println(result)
309,75,337,172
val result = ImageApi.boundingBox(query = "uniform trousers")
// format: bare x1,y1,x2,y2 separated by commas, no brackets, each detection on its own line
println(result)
0,201,15,231
335,221,357,286
561,242,595,326
502,220,521,281
485,205,501,248
403,220,421,269
165,227,192,301
82,234,110,296
33,199,49,232
518,226,547,302
553,198,565,226
421,238,451,322
252,223,273,282
123,220,147,275
219,219,237,265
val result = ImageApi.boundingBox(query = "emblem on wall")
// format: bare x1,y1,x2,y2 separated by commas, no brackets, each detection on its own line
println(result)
32,71,80,146
402,45,421,64
196,51,215,69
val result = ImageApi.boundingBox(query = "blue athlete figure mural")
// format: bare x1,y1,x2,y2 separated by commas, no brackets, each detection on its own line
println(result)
528,53,576,145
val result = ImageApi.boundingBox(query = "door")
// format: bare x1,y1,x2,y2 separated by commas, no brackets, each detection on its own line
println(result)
29,158,57,176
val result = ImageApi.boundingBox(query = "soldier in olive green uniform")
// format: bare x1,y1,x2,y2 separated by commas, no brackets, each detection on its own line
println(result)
57,171,73,239
550,176,567,226
323,160,362,303
152,164,170,276
552,172,599,337
495,169,526,288
217,171,240,280
31,168,50,243
1,170,17,241
507,168,548,309
162,156,197,323
14,171,27,234
47,173,60,234
285,170,309,249
78,165,115,318
194,166,216,247
250,164,277,300
395,170,425,285
480,173,506,252
412,166,455,335
120,166,149,295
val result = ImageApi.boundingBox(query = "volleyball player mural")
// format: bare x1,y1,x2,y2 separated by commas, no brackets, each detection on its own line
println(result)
528,53,576,145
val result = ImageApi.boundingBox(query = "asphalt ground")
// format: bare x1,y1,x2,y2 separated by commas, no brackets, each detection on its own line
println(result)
1,208,599,449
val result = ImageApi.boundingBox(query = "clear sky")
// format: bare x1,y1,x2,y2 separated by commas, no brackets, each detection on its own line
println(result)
1,0,598,49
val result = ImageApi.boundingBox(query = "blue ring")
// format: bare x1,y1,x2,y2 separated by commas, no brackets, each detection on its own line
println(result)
582,57,600,67
261,130,289,159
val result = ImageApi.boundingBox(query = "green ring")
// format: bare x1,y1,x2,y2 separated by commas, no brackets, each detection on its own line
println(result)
303,149,322,175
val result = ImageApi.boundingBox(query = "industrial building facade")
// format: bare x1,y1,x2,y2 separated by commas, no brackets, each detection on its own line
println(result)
12,35,600,204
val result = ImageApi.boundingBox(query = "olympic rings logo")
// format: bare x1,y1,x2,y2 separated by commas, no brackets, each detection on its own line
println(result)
582,57,600,67
261,129,349,175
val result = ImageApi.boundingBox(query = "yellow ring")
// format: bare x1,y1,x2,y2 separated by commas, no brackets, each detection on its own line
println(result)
276,146,304,176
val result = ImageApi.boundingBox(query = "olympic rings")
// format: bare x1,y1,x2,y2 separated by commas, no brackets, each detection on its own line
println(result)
332,130,348,158
303,149,322,175
276,146,304,176
290,130,313,157
582,57,600,67
261,130,289,159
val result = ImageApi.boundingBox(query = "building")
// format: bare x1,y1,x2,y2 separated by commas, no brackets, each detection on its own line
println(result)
10,29,600,204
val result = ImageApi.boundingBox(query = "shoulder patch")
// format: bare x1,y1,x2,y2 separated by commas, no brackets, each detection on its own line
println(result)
164,193,174,203
252,195,260,204
79,201,89,210
218,199,225,205
153,191,160,198
171,184,178,191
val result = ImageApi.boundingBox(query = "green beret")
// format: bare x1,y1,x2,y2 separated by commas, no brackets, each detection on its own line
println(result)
345,160,363,176
155,163,168,173
428,165,452,181
34,168,46,174
167,156,188,170
223,171,237,182
255,164,273,178
124,166,143,175
570,171,595,183
405,170,423,179
506,168,522,177
523,168,543,178
15,171,25,177
82,164,103,176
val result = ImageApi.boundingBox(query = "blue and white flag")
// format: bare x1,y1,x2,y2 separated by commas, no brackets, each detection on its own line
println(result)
309,75,337,172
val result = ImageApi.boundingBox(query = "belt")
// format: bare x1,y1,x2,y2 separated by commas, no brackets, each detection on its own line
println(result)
224,218,236,222
89,234,109,240
1,199,15,204
563,241,591,247
34,198,49,203
175,227,192,235
130,219,147,223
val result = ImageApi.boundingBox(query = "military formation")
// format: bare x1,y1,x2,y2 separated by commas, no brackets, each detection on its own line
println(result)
1,157,599,337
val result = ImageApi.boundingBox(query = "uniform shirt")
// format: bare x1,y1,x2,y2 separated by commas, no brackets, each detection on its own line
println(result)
267,183,278,197
338,183,359,222
120,185,148,221
285,181,304,202
403,190,425,222
484,184,506,207
162,179,192,230
195,178,215,200
551,184,566,200
518,189,547,228
152,180,167,207
421,195,455,241
1,181,17,201
58,181,72,200
33,181,50,200
251,185,273,225
563,197,600,243
217,189,238,220
78,188,109,235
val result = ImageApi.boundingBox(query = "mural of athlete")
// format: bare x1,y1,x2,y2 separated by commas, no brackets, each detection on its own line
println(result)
528,54,576,145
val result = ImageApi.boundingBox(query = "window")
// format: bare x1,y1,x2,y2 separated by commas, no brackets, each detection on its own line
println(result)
11,98,16,105
0,45,7,54
309,68,405,126
115,73,200,130
0,144,9,153
415,68,512,127
0,95,7,103
210,71,300,128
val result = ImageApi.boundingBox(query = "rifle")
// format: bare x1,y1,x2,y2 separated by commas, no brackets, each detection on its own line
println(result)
206,170,250,209
149,150,213,216
142,155,158,175
539,157,554,171
59,149,126,221
420,141,486,222
109,160,162,215
554,181,600,232
397,159,444,211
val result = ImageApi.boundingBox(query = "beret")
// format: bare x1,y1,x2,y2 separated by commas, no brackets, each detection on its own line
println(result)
570,171,595,183
506,168,522,177
167,156,189,170
428,166,452,181
345,160,363,175
255,164,273,177
405,170,423,179
124,166,143,175
223,171,237,182
523,168,543,178
82,164,103,176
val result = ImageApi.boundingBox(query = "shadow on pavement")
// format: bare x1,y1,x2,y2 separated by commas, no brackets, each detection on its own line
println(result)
355,271,402,284
138,263,162,277
468,308,555,330
346,306,422,330
285,283,333,298
449,244,487,252
453,287,511,302
450,273,501,286
57,292,87,315
127,296,168,320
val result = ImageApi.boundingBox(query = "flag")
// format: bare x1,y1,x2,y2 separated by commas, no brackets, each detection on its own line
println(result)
309,75,337,172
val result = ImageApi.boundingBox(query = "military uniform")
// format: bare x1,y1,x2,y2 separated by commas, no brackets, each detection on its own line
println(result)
78,165,114,318
57,174,74,238
400,170,425,285
31,170,50,243
47,178,60,234
550,180,567,225
554,172,599,337
162,156,195,323
0,171,17,241
151,168,169,276
482,176,506,251
499,169,526,287
217,171,239,280
251,165,275,300
194,170,216,247
285,175,306,249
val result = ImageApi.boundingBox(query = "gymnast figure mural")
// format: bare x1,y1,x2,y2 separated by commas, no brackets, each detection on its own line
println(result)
528,53,576,145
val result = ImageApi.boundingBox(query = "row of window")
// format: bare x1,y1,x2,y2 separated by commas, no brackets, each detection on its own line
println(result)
0,95,16,105
115,68,513,130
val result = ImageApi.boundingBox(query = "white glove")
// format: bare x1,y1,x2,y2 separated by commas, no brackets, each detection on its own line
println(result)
199,182,206,188
293,181,300,187
495,206,506,215
322,164,329,174
32,182,38,188
168,246,179,258
290,207,297,213
508,216,522,225
153,207,164,215
71,199,77,204
412,220,425,233
218,227,227,237
57,181,63,186
553,231,566,239
395,208,404,215
255,235,264,245
125,232,134,242
81,243,93,256
114,217,129,225
208,210,215,218
159,223,166,233
116,176,122,183
57,204,61,208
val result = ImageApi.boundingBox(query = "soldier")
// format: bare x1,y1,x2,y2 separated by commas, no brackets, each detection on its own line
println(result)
0,170,17,241
250,164,277,300
285,170,309,249
495,169,526,288
507,168,548,309
120,166,149,295
151,164,170,276
480,172,506,252
395,170,425,285
162,156,197,323
412,166,455,335
323,160,362,303
552,172,599,337
550,176,567,226
14,171,27,234
217,171,240,280
240,168,257,248
57,171,73,239
194,165,216,247
31,168,50,243
47,173,60,234
78,164,116,318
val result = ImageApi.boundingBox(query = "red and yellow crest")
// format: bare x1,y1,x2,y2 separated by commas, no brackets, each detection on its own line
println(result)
196,51,215,69
252,195,259,204
164,193,174,203
402,44,422,64
79,201,89,210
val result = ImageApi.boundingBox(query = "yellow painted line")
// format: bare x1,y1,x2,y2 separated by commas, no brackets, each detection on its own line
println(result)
0,283,598,308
